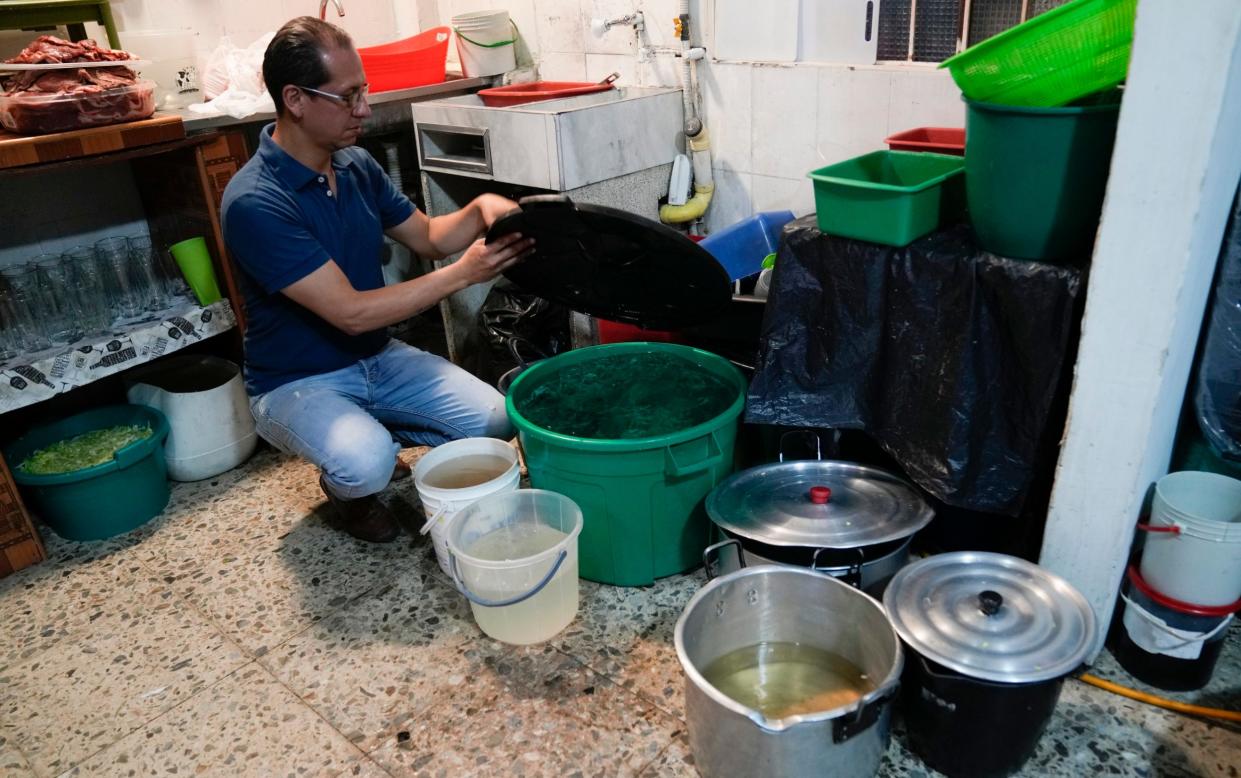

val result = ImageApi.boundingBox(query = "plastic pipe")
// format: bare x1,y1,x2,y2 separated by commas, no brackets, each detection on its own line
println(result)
1076,673,1241,722
661,127,714,224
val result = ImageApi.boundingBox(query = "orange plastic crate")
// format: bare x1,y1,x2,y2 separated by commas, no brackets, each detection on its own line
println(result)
358,27,450,93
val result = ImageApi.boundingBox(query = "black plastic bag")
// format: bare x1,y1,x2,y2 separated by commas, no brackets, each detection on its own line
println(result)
746,217,1083,516
1195,184,1241,461
477,279,571,385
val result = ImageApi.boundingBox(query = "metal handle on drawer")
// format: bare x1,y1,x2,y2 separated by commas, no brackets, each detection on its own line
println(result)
416,123,493,176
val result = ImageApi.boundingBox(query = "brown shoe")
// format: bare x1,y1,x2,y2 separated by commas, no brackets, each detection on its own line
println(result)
318,476,402,543
391,457,412,482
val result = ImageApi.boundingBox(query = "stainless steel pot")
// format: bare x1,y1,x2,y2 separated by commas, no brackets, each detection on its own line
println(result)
704,453,934,596
675,565,903,778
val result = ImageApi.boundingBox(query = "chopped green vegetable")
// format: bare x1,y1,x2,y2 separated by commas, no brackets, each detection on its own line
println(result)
18,424,153,475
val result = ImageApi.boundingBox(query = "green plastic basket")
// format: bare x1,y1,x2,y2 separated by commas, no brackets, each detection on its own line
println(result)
940,0,1138,107
808,151,965,247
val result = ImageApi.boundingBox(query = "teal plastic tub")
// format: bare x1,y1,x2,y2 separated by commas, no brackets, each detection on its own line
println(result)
506,343,746,586
809,151,966,246
5,404,170,540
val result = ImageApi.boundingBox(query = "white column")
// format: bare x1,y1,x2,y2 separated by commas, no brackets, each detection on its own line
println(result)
1039,0,1241,658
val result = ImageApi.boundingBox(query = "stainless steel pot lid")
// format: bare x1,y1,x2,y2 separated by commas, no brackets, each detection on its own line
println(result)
705,460,934,549
882,551,1096,684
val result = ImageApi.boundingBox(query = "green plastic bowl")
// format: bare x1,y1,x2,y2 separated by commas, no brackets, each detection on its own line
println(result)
809,151,965,247
940,0,1137,108
5,404,171,541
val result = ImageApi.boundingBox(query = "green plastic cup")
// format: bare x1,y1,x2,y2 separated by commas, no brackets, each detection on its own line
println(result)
169,237,222,306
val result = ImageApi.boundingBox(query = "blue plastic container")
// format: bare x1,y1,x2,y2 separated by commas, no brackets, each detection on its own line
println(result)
700,211,796,281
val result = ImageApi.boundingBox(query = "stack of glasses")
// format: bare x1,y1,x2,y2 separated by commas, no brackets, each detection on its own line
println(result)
0,234,193,361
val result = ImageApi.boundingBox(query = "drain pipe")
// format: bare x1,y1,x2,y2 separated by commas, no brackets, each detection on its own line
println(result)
660,1,714,226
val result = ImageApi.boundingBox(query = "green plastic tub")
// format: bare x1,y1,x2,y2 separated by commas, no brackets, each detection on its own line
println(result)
809,151,965,247
506,343,745,586
966,95,1121,261
941,0,1137,107
5,405,171,541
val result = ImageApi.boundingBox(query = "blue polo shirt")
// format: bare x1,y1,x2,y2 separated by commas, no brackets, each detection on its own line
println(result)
221,124,416,395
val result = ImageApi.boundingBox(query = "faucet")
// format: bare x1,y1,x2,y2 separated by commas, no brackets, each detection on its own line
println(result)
319,0,345,20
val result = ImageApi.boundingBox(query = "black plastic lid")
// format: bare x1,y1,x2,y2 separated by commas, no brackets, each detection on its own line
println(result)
486,195,732,329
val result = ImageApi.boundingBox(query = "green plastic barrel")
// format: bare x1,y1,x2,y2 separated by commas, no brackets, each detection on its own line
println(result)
965,96,1121,261
506,343,745,586
5,405,171,541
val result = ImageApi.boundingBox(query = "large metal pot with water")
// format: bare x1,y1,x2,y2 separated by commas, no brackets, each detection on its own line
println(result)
674,565,903,778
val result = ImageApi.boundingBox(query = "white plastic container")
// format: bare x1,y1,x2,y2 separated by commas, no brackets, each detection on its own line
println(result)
1139,470,1241,607
446,489,583,645
119,29,200,109
125,356,256,481
451,10,517,77
413,437,520,576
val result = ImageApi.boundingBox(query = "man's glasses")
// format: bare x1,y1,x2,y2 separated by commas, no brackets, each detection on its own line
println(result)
297,83,370,111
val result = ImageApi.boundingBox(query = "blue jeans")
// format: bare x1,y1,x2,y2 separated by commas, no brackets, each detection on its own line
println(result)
249,339,513,499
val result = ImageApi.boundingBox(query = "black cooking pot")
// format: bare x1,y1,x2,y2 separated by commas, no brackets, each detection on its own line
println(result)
495,336,547,395
901,653,1067,778
884,552,1097,778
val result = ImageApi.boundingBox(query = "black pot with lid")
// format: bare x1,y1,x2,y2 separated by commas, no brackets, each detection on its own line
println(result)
882,551,1097,778
703,459,934,595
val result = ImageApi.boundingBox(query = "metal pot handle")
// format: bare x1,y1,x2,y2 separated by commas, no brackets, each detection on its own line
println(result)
812,546,865,589
779,429,823,462
832,680,899,744
449,548,568,608
703,538,746,580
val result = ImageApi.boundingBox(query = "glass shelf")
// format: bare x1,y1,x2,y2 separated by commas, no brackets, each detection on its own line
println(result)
0,297,236,414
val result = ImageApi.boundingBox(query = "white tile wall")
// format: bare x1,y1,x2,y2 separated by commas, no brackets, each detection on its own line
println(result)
585,52,637,84
0,165,148,270
751,173,815,217
751,64,818,181
699,60,752,174
538,52,588,80
815,66,893,167
703,168,754,234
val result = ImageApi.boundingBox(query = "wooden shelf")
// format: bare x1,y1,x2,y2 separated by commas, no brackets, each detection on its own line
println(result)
0,113,186,171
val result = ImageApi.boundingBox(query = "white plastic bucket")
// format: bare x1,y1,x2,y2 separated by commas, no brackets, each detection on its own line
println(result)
125,355,256,481
413,437,520,576
1138,470,1241,607
451,10,517,77
446,489,582,645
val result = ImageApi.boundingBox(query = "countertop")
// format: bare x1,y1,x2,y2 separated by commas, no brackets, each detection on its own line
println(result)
173,75,495,133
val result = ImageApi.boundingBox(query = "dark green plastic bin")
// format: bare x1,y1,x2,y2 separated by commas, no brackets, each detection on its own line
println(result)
506,343,745,587
5,405,171,541
965,96,1121,261
809,151,966,246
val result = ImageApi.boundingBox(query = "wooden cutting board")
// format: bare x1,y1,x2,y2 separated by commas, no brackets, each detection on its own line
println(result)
0,113,185,170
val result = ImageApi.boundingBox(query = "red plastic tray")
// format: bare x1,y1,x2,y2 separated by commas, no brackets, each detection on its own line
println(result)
884,127,966,156
478,80,616,107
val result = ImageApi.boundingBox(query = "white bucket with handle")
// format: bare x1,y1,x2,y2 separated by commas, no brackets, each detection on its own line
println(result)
414,437,520,576
1138,470,1241,608
451,10,517,77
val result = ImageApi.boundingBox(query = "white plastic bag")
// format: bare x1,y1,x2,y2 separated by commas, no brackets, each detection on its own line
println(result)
189,32,276,119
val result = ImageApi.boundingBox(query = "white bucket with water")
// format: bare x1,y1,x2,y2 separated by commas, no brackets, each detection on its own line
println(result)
1138,470,1241,607
446,489,583,645
451,10,517,77
413,437,520,576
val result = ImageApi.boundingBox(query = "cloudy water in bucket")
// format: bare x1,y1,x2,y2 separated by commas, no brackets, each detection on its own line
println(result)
422,453,513,489
517,352,736,439
703,642,875,719
465,522,575,644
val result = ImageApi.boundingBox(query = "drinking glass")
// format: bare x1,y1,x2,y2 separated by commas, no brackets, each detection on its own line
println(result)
0,284,22,361
31,253,85,345
63,245,113,335
126,234,172,311
0,265,52,351
94,236,146,318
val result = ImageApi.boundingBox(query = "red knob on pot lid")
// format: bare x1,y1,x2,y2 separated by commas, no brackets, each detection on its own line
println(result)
882,551,1097,684
704,460,933,549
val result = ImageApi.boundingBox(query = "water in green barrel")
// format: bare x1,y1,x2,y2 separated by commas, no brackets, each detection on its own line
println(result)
518,352,737,439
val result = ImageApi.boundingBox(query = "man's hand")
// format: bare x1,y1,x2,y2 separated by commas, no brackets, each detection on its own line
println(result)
454,232,535,286
475,194,520,230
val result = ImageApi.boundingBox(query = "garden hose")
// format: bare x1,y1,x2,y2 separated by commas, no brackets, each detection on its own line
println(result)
1076,673,1241,723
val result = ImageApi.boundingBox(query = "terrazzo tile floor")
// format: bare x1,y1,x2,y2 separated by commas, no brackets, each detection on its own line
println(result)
1,446,1239,777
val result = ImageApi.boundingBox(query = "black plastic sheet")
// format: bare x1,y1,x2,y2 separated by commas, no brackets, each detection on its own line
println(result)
1195,184,1241,460
747,217,1083,515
